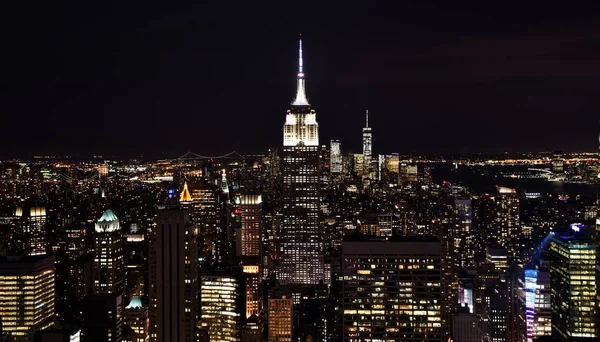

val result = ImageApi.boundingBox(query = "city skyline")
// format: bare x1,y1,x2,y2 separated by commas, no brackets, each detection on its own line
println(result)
2,4,600,341
4,2,600,158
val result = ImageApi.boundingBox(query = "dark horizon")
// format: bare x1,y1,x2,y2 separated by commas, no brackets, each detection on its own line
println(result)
4,2,600,158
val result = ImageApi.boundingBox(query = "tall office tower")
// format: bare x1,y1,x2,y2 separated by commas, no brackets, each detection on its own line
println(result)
279,38,324,285
485,280,509,342
519,268,551,342
200,273,241,341
455,199,475,268
330,139,342,173
188,182,224,269
149,208,198,342
242,265,262,318
549,230,597,341
452,305,481,342
496,186,521,262
0,255,55,341
15,205,47,255
362,110,372,179
268,296,293,342
83,294,123,342
552,150,564,173
123,296,149,342
94,209,124,295
239,194,262,257
342,236,442,341
473,263,504,339
352,153,364,176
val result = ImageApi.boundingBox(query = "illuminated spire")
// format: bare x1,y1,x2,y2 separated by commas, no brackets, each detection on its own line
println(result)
292,36,310,106
221,169,229,194
366,110,369,127
180,181,192,202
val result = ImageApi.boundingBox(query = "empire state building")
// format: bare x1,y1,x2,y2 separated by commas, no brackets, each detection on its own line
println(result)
278,38,324,285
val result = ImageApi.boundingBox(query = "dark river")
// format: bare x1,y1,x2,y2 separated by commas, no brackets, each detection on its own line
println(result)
428,163,597,200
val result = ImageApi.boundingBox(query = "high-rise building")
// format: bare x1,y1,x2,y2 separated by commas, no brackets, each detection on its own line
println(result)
330,140,342,174
123,296,149,342
519,268,551,342
0,255,55,342
149,208,198,342
200,273,241,341
239,194,262,257
362,110,372,179
242,265,262,318
83,294,123,342
341,236,442,341
549,230,597,341
455,199,475,268
278,38,324,285
268,296,293,342
187,182,225,269
496,186,520,262
94,209,124,295
15,205,47,255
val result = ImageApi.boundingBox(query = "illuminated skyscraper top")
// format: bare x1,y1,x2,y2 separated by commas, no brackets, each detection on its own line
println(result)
180,181,192,203
283,36,319,147
292,38,309,106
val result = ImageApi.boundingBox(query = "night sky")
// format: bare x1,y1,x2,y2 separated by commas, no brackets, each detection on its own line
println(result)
4,2,600,158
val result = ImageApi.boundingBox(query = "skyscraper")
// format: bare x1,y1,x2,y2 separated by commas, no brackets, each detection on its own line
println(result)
94,209,124,295
149,208,198,342
519,268,551,341
268,296,293,342
496,186,520,262
362,110,372,179
239,194,262,257
549,230,597,341
199,273,241,341
278,37,324,285
15,205,47,256
0,255,55,342
342,236,442,341
330,139,342,174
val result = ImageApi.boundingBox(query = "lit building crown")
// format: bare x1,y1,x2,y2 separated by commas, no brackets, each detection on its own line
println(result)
95,209,120,232
180,181,192,202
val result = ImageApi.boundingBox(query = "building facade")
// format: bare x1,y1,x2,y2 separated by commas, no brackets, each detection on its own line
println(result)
200,273,241,341
268,296,293,342
0,255,55,341
330,139,342,174
149,208,198,342
240,194,262,257
342,237,443,341
549,231,597,341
